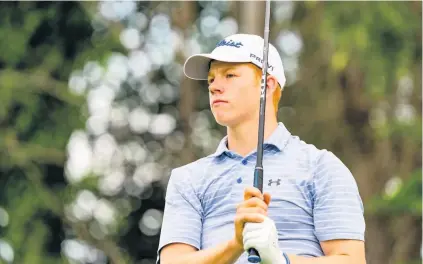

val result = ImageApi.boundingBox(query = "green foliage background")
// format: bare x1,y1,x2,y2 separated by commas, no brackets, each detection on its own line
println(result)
0,2,421,264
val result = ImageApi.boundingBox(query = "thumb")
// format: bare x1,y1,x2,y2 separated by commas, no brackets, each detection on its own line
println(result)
263,192,271,206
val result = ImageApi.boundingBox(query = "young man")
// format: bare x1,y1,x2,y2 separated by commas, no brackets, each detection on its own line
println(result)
157,34,366,264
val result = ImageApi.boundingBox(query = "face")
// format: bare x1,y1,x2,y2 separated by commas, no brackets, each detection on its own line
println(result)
207,61,261,127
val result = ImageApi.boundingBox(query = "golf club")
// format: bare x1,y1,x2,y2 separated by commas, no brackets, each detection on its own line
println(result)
247,0,271,263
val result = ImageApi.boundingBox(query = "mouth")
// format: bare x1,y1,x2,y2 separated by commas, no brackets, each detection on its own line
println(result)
212,99,228,106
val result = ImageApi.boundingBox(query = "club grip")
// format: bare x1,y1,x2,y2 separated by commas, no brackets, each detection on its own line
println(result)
247,248,261,263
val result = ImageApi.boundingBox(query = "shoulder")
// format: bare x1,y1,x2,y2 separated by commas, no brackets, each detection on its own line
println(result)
282,134,327,167
286,134,350,175
168,155,215,187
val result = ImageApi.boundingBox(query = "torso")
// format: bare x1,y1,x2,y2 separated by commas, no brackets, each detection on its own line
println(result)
197,143,324,263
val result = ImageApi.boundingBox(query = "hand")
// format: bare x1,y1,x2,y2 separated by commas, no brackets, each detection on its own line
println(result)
243,216,289,264
233,187,271,251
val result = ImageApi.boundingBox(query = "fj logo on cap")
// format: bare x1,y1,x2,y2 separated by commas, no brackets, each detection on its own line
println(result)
216,39,243,48
250,53,274,71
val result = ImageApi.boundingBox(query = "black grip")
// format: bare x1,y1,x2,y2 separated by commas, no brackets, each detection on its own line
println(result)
250,168,263,263
253,168,263,192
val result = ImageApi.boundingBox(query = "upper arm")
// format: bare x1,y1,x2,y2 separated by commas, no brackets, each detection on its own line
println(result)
160,243,198,264
157,168,203,263
321,239,366,263
312,150,366,243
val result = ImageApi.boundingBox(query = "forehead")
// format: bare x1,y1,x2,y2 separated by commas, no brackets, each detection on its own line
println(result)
208,61,250,75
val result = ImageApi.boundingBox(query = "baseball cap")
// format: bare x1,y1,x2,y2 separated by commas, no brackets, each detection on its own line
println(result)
183,33,286,89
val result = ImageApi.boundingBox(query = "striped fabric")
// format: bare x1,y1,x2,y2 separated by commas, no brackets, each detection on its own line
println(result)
157,122,365,263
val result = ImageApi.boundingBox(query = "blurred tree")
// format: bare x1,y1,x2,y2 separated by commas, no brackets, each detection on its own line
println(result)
236,1,265,36
172,1,199,165
0,1,420,264
0,2,128,264
279,2,422,264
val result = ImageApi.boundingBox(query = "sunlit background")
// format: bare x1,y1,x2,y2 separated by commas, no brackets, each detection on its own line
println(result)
65,3,303,261
0,1,421,264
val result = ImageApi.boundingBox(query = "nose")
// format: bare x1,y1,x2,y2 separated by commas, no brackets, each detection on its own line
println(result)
209,77,224,94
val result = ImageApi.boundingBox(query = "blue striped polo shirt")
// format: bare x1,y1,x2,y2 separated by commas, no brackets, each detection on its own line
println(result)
158,122,365,263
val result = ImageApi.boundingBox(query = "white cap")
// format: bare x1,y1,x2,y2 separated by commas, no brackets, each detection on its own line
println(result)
183,33,286,89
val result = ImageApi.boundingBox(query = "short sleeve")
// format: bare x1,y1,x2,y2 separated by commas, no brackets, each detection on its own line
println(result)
157,168,203,260
312,151,365,242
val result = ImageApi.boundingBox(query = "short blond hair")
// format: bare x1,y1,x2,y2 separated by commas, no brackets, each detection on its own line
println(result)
248,63,282,115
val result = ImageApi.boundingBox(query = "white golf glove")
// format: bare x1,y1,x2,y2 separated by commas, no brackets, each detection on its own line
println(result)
243,216,290,264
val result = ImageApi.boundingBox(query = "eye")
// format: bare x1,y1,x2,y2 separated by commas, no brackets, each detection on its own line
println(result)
208,78,214,84
226,73,236,78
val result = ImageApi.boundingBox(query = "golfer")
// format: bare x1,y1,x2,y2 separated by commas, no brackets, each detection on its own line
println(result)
157,34,366,264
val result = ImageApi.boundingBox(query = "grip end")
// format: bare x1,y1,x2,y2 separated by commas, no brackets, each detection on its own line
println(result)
247,248,261,263
247,255,261,263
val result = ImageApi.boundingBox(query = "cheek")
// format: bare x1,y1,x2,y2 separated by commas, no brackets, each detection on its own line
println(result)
245,88,260,106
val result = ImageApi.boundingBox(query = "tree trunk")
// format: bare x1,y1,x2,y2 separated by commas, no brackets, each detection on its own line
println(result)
236,1,266,37
171,1,198,165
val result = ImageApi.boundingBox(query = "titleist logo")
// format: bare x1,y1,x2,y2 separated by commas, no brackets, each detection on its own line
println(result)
216,39,243,48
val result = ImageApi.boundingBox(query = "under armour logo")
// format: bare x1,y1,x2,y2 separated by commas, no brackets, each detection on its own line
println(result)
268,179,281,186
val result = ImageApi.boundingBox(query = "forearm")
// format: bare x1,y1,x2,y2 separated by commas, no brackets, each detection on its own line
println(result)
161,239,243,264
288,254,363,264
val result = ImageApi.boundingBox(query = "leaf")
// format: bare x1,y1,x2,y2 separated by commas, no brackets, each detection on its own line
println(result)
365,169,422,216
331,51,349,71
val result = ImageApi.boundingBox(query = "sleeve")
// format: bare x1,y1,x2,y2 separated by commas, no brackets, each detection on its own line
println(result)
157,168,204,260
312,150,365,242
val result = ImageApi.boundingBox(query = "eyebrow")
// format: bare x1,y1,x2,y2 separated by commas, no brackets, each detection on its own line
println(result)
208,66,237,78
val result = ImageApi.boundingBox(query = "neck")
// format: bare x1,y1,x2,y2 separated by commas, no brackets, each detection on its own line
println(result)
226,113,278,157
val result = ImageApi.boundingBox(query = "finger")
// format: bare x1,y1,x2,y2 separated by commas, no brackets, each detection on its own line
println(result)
235,213,265,225
243,239,255,252
239,197,268,210
263,192,271,206
243,238,255,251
237,207,267,216
243,233,264,252
237,200,268,215
244,186,263,201
243,222,265,233
243,229,264,244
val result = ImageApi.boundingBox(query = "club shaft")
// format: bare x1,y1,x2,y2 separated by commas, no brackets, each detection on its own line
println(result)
255,0,271,191
248,0,271,263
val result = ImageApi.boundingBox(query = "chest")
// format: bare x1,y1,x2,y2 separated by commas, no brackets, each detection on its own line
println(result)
199,156,315,233
201,155,313,204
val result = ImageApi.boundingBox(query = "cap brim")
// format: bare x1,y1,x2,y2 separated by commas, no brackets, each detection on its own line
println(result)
183,53,250,81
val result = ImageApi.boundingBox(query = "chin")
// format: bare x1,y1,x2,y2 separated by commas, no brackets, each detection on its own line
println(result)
213,113,239,127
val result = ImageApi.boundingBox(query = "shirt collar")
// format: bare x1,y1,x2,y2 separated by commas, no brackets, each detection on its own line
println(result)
210,122,291,158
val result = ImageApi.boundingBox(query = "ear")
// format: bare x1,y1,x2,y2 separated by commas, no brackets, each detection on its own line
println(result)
265,75,278,99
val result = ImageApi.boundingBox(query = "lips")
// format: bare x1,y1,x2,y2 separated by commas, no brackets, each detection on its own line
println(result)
212,99,228,106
